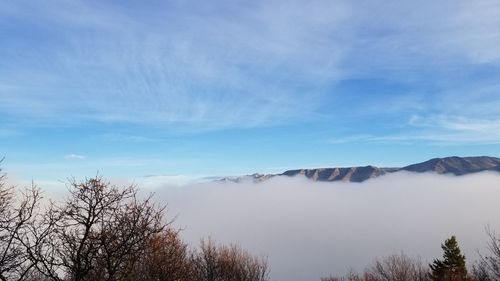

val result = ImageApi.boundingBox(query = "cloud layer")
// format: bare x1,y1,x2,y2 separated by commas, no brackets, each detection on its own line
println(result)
151,172,500,281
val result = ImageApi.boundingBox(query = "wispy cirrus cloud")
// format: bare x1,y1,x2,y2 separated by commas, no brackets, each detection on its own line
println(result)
64,154,86,160
0,0,348,130
407,115,500,144
1,0,500,141
330,115,500,145
96,133,156,143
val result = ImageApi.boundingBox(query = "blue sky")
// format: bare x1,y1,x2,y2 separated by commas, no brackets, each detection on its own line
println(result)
1,0,500,183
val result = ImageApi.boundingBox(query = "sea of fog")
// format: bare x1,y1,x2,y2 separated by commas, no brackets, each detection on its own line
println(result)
144,171,500,281
29,171,500,281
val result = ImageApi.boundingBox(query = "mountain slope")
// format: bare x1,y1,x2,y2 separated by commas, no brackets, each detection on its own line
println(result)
400,156,500,175
217,156,500,183
281,166,390,183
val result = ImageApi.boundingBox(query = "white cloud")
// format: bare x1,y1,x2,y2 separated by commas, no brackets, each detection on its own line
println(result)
150,172,500,281
340,0,500,77
448,0,500,63
328,114,500,145
2,0,500,137
0,0,350,130
404,115,500,144
138,174,207,188
96,133,156,143
64,154,86,160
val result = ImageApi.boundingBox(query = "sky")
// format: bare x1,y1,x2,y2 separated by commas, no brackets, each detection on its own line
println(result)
1,0,500,183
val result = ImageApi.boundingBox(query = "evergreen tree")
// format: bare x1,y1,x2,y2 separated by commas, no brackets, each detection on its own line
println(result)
430,236,468,281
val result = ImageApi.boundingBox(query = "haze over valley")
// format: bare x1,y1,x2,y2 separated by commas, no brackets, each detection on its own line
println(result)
153,169,500,281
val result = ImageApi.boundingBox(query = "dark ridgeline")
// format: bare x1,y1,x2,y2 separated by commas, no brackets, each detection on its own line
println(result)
282,165,388,183
219,156,500,183
401,156,500,175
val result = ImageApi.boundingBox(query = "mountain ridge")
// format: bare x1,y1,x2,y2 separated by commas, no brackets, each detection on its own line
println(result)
217,156,500,183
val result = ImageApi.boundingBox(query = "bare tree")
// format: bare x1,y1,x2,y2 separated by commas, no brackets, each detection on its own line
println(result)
192,238,221,281
0,161,42,281
472,262,492,281
322,253,431,281
0,166,269,281
321,270,365,281
191,238,270,281
30,176,166,281
366,254,430,281
124,228,193,281
473,227,500,281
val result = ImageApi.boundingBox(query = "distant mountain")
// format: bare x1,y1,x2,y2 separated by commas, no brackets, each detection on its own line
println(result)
400,156,500,175
216,173,275,183
281,166,394,183
217,156,500,183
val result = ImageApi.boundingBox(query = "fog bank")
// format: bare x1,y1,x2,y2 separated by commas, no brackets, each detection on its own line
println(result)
149,172,500,281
